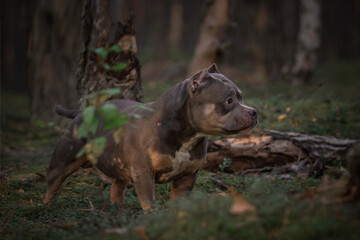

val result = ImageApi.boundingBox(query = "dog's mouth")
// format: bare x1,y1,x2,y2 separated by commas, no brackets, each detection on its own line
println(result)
223,120,257,134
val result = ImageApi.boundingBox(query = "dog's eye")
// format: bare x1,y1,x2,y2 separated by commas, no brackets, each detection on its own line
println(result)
226,97,233,105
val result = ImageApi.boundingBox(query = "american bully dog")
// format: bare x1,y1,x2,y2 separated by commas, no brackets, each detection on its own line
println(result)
43,63,257,210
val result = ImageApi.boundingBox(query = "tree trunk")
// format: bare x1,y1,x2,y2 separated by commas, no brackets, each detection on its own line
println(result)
3,0,32,92
28,0,82,124
291,0,321,85
188,0,230,75
76,0,143,108
168,0,184,57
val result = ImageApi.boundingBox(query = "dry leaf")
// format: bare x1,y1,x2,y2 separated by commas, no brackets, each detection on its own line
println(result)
134,226,149,240
229,188,256,215
278,114,287,121
218,191,227,197
177,210,188,219
72,124,78,139
113,128,124,144
19,189,24,193
103,227,127,235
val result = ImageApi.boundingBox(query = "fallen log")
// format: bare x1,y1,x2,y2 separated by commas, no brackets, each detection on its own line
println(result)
203,130,358,176
297,142,360,204
265,129,357,161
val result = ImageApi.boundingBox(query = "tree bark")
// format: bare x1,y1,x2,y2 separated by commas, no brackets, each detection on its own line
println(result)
203,130,357,175
345,142,360,201
76,0,143,108
188,0,230,75
28,0,82,124
291,0,321,85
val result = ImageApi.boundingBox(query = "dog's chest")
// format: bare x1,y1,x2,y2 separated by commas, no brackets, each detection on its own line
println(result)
149,135,205,183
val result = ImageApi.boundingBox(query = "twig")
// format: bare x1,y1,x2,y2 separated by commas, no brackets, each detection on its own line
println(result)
210,176,230,190
242,166,274,175
76,197,98,212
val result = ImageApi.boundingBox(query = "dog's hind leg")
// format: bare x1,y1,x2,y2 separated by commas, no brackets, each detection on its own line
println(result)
43,135,88,204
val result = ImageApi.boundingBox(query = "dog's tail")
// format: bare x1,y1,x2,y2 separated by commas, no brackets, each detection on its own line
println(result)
55,105,81,119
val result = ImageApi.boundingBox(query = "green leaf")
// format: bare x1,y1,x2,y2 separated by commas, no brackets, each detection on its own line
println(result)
85,89,121,106
32,119,47,128
76,147,86,158
87,94,109,106
219,158,232,171
109,45,122,53
111,62,127,71
77,106,99,139
113,128,124,143
99,102,118,113
82,106,96,124
104,63,111,70
137,104,156,112
84,137,107,164
94,47,108,59
99,89,121,96
99,103,129,130
106,116,128,130
132,114,143,119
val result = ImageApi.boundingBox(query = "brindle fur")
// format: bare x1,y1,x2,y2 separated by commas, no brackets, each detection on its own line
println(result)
43,64,257,210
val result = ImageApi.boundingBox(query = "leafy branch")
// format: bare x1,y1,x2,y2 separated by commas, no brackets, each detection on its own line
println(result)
74,89,155,164
74,89,128,164
90,45,127,72
219,158,232,171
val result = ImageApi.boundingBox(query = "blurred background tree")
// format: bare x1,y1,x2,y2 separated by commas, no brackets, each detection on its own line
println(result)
26,0,82,124
188,0,231,75
2,0,360,123
291,0,321,85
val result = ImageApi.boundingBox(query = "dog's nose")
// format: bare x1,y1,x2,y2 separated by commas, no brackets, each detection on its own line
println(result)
249,108,257,119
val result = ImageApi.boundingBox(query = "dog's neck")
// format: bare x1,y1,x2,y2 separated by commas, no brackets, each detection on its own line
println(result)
153,80,204,152
155,80,189,113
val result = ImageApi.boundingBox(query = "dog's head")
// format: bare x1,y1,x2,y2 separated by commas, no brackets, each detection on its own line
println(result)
186,63,257,135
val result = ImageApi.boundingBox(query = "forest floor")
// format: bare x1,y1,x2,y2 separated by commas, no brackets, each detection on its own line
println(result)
1,60,360,239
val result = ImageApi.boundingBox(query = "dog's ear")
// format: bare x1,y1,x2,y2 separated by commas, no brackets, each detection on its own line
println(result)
207,63,220,73
189,70,207,93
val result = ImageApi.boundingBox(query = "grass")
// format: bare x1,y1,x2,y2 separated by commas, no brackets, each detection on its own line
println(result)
1,60,360,239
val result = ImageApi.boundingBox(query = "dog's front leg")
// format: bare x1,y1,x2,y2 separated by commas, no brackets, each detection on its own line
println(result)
170,170,198,201
110,179,127,206
133,169,156,211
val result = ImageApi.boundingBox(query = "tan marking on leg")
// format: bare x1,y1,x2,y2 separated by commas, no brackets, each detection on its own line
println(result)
148,149,173,170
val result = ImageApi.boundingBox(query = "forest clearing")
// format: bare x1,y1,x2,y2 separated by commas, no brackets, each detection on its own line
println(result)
1,0,360,239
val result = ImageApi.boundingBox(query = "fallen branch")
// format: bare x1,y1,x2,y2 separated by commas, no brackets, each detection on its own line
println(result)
203,131,358,176
265,129,357,162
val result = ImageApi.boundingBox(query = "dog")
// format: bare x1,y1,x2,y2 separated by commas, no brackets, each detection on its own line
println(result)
43,63,257,210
